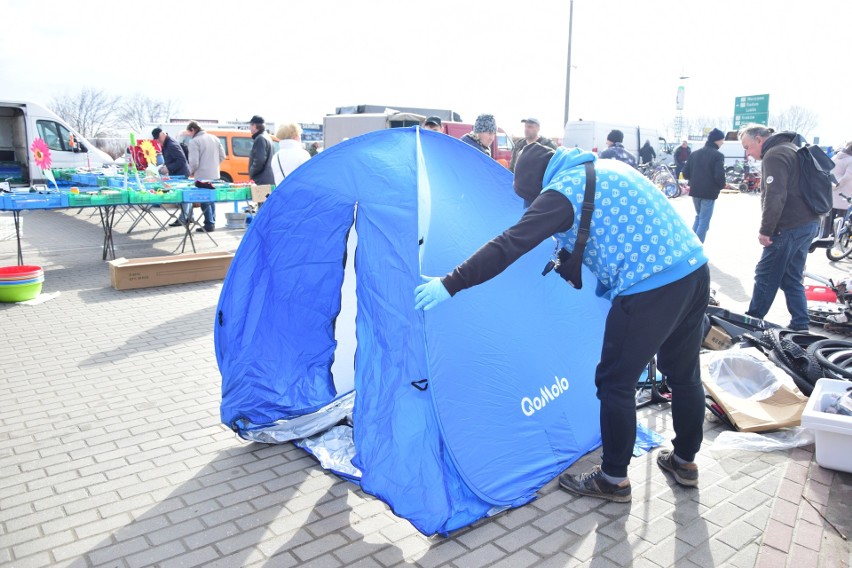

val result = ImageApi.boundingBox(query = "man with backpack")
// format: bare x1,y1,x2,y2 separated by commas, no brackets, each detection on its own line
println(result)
738,124,820,330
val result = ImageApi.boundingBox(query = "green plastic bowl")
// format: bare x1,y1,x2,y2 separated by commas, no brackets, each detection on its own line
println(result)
0,281,43,303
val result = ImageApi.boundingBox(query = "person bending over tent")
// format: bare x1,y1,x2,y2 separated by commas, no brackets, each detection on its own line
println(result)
414,142,710,503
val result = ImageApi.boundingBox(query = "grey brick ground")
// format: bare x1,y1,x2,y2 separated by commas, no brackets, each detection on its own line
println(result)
1,197,850,567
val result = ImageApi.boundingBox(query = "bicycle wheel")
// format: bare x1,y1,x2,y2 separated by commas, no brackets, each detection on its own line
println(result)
826,229,852,261
662,182,680,198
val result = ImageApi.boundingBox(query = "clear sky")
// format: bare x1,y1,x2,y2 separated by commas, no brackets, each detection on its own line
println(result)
1,0,848,145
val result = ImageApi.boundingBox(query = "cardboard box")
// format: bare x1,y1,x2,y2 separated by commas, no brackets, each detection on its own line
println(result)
108,252,234,290
801,378,852,473
250,184,274,204
701,349,809,432
702,325,733,350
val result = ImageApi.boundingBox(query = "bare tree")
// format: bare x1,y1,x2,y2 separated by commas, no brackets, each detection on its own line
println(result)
49,88,123,139
770,105,819,137
667,115,733,141
119,94,181,132
92,138,129,160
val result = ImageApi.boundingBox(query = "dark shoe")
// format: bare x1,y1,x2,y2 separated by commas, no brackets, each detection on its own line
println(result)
558,466,631,502
657,450,699,487
196,225,215,233
169,220,185,227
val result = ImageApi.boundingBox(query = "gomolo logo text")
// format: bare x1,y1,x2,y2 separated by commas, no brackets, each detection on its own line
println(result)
521,376,571,416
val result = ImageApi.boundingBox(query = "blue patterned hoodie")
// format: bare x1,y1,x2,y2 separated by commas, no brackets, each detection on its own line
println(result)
542,147,707,300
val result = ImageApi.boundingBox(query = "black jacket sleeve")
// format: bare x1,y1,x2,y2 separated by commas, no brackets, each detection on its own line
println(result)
441,191,575,296
713,151,726,190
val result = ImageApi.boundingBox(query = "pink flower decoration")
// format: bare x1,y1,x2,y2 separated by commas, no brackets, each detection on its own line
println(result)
31,138,52,170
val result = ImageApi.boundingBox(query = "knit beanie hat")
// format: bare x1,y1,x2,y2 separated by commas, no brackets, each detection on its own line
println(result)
707,128,725,143
473,114,497,134
607,129,624,143
513,142,556,201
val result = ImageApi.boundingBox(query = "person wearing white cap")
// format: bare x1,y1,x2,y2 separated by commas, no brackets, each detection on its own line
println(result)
510,118,557,172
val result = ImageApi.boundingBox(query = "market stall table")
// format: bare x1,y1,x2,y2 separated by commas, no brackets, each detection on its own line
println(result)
0,185,252,264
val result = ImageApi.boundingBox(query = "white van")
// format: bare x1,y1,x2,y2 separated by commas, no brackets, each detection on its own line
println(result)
562,120,663,159
0,100,114,187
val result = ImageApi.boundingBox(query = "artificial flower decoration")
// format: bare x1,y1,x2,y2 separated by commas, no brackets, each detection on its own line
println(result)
139,139,157,167
31,138,52,170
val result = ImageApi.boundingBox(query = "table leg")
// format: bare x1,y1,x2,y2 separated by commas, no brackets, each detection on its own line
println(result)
99,205,117,260
13,210,23,265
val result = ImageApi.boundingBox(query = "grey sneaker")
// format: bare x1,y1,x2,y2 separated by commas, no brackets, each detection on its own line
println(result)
657,449,699,487
558,466,632,502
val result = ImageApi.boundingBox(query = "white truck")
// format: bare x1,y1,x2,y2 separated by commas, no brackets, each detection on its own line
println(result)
0,100,114,186
322,112,424,149
562,120,664,161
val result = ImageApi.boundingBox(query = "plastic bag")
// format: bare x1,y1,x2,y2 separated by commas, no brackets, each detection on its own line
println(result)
633,423,665,456
707,347,788,400
822,391,852,416
711,427,814,452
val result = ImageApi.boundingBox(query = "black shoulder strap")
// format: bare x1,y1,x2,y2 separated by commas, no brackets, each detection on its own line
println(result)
561,161,596,288
276,152,286,179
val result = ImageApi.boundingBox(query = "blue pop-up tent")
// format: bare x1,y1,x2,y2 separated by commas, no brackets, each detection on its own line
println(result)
215,127,611,536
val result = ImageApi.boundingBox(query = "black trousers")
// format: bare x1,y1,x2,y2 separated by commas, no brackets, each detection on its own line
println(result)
596,264,710,478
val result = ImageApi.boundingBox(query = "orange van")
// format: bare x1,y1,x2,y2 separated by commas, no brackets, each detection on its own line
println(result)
207,129,279,183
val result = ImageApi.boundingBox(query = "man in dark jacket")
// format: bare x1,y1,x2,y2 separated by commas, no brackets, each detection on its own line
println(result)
673,141,691,179
739,125,819,330
638,140,656,165
152,128,189,177
598,130,637,168
248,115,275,185
682,128,726,242
152,127,191,226
509,118,557,172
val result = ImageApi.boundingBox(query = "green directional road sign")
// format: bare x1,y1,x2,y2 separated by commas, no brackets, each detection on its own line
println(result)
733,94,770,129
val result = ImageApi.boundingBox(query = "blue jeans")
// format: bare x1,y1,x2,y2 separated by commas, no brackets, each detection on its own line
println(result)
747,221,819,329
691,197,715,242
201,203,216,227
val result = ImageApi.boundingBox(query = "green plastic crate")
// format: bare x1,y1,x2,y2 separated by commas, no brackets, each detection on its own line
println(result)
128,191,152,204
90,191,127,206
215,187,249,201
67,193,94,206
157,190,183,203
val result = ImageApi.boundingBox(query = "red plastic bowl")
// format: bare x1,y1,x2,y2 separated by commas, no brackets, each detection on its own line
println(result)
0,265,44,281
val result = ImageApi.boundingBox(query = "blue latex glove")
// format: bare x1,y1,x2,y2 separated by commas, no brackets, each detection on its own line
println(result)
414,276,450,311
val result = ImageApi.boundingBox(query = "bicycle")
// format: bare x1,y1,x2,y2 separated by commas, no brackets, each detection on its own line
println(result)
826,192,852,262
650,163,681,198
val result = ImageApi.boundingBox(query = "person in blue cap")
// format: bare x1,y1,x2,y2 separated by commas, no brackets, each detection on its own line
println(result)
415,142,710,502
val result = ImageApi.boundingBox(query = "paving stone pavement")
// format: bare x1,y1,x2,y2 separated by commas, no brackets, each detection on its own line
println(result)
0,195,850,568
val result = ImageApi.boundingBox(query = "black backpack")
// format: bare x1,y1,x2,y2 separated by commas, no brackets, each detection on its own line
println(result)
180,142,190,160
797,143,836,215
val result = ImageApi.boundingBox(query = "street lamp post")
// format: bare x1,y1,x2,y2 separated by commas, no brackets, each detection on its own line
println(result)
563,0,574,127
674,75,689,141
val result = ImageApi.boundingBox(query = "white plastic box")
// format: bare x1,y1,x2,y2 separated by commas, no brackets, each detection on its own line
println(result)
801,378,852,473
